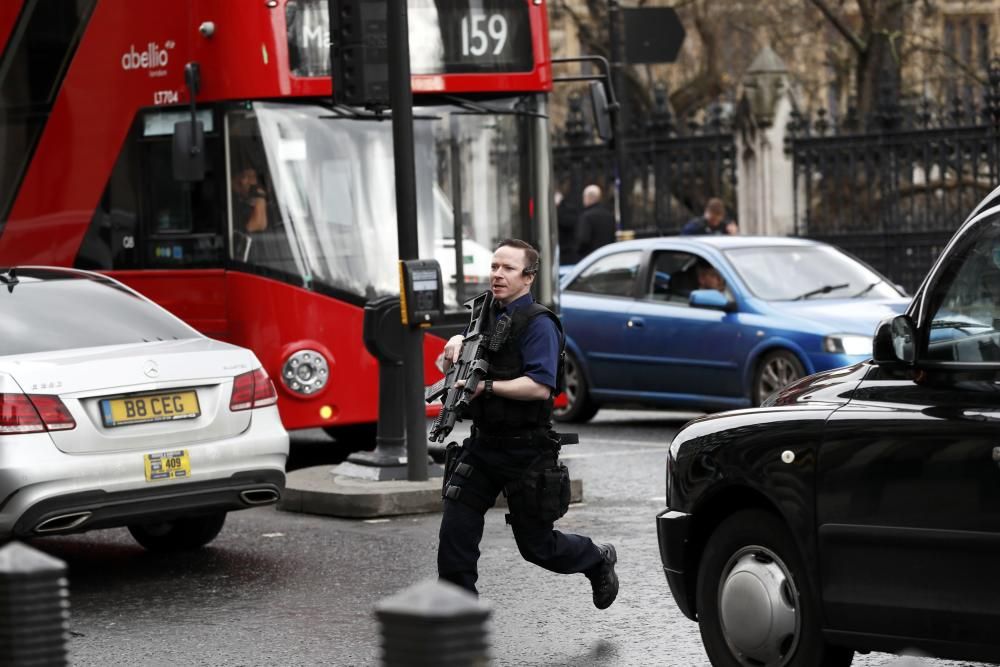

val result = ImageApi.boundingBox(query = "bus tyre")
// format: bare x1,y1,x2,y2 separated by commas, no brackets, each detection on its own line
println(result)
695,510,853,667
554,350,598,423
128,513,227,552
753,350,805,405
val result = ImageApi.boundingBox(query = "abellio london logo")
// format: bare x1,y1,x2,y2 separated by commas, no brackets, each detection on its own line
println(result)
121,40,174,73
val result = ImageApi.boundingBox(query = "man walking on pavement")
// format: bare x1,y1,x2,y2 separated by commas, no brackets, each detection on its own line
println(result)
681,197,738,235
436,238,619,609
575,184,616,260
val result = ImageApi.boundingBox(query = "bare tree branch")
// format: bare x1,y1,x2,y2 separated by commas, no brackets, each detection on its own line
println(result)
808,0,866,53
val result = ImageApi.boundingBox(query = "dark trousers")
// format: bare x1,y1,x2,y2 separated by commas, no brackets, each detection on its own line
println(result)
437,438,602,596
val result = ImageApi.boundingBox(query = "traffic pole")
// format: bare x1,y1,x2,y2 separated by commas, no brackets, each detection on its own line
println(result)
387,0,428,481
608,0,630,231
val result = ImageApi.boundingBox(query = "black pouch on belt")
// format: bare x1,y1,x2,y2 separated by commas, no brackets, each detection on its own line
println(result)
504,461,571,523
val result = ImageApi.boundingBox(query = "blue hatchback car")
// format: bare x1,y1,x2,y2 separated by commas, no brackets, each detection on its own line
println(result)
554,236,911,421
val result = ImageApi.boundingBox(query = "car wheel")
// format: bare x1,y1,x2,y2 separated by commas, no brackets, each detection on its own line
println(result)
753,350,805,405
128,513,227,552
553,350,598,423
696,510,853,667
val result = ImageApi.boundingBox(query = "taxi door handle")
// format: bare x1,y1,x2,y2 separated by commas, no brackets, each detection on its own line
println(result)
627,317,645,329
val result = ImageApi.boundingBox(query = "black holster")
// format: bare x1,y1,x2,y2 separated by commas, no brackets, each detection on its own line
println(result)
503,456,571,523
442,441,463,497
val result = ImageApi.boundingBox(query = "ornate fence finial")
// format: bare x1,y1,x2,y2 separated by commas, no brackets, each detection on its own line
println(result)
950,95,965,127
565,92,588,145
686,110,700,135
707,100,725,134
986,57,1000,128
918,96,933,128
843,97,860,133
647,82,674,138
814,108,829,136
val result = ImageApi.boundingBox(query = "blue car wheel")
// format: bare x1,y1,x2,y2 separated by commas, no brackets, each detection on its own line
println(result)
753,350,805,405
554,350,599,423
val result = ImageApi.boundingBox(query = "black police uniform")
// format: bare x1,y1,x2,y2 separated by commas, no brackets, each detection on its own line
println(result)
437,295,603,596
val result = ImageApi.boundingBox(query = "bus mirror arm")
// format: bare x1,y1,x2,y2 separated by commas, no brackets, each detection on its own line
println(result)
551,56,616,142
173,62,206,182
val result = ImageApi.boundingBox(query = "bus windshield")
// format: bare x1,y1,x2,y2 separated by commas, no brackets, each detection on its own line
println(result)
228,99,539,309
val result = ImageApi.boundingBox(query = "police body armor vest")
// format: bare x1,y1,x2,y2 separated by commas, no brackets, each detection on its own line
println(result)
467,302,563,432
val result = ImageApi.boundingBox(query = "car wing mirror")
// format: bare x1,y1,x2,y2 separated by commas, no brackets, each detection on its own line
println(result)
873,314,916,365
689,289,730,311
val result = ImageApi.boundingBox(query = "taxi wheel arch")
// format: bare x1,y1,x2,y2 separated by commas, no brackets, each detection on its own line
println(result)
128,512,227,552
695,509,852,667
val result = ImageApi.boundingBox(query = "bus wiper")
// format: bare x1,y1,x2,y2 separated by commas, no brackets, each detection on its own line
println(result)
443,94,549,119
0,268,18,294
851,280,883,298
321,105,442,122
793,283,849,300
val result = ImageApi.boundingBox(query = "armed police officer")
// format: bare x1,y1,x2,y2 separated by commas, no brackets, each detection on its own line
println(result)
436,238,619,609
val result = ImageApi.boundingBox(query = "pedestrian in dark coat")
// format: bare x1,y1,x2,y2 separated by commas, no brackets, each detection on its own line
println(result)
575,184,616,260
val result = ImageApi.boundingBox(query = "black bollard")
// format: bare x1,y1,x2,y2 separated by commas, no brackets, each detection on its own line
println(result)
0,542,70,666
376,579,492,666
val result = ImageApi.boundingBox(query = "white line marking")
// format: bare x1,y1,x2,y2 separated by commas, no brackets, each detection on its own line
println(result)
364,519,391,524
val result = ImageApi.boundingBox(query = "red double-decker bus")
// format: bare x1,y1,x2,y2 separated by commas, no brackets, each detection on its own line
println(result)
0,0,559,443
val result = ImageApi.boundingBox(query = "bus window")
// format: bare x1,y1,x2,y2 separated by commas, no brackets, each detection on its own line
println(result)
76,109,225,270
226,110,294,272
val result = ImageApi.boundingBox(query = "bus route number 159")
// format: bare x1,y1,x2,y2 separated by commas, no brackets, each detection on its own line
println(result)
461,14,508,57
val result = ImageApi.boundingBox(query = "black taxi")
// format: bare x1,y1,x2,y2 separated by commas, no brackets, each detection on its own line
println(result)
657,185,1000,666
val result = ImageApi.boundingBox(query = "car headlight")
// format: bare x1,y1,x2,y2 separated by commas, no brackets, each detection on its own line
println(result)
823,334,872,356
281,349,329,395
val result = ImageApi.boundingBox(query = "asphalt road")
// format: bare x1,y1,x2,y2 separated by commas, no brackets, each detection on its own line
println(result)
20,409,996,666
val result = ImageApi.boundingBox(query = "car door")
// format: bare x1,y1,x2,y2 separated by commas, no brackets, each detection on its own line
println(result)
561,249,644,395
627,250,750,403
817,212,1000,650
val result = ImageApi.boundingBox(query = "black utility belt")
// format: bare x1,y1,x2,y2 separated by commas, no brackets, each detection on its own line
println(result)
472,431,549,447
470,428,578,448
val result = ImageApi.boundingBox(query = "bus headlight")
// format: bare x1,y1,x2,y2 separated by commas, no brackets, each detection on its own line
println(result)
281,350,329,396
823,334,871,356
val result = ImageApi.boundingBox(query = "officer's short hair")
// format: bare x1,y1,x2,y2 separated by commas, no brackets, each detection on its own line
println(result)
705,198,725,217
497,238,540,276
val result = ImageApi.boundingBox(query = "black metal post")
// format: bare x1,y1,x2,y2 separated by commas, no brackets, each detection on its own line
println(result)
608,0,629,230
387,0,428,482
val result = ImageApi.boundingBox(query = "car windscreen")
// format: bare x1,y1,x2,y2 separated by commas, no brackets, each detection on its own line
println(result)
724,245,903,301
0,277,198,356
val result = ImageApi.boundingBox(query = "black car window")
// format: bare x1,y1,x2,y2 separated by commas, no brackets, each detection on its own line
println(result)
0,274,198,356
566,250,641,297
925,215,1000,362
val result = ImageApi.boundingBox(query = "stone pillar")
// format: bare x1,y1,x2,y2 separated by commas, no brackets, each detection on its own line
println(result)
735,47,796,237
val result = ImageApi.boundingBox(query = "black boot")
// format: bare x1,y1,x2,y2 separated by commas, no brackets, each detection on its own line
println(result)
587,543,619,610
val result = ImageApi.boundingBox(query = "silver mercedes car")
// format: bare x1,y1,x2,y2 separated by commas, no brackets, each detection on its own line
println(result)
0,267,289,550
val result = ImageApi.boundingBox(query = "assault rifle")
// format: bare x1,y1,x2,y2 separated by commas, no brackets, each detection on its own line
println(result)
425,291,510,442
